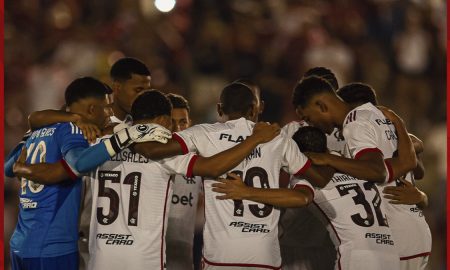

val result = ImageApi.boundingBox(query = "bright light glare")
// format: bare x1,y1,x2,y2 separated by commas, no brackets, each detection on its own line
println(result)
154,0,176,12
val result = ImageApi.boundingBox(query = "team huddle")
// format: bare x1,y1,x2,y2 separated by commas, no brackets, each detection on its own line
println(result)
5,57,431,270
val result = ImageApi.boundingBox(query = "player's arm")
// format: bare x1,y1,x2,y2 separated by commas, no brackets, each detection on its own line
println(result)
132,139,184,160
64,123,172,175
380,107,417,181
4,131,31,178
191,123,280,178
13,147,71,184
28,109,101,143
212,173,313,208
413,154,425,180
382,178,429,209
305,151,387,183
297,164,335,188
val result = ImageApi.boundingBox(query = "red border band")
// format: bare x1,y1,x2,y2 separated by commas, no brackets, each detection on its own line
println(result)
172,133,189,154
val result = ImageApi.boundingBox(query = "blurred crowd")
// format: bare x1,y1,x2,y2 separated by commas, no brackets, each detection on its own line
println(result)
4,0,447,269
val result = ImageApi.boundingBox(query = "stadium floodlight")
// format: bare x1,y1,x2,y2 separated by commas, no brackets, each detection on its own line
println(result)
154,0,176,12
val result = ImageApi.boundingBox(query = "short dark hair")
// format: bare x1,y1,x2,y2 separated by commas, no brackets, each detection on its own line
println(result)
110,57,151,82
65,77,112,106
233,78,260,95
220,82,255,115
166,93,190,112
292,126,327,153
337,82,378,106
292,76,335,108
303,67,339,91
131,90,172,121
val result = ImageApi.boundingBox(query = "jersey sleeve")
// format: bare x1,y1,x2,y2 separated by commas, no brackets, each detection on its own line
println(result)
281,138,312,176
159,153,199,178
343,120,383,159
289,176,315,199
55,123,89,156
172,126,199,154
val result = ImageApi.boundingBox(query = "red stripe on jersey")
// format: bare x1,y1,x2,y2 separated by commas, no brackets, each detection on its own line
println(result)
293,159,312,176
384,160,394,183
60,159,78,180
186,155,199,178
400,252,431,260
202,256,282,269
354,148,382,160
293,184,315,200
160,178,172,269
172,133,189,154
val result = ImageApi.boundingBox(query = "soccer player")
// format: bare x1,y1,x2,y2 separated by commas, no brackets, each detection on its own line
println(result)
336,83,431,270
165,93,203,270
5,77,170,270
279,67,340,270
84,90,280,270
290,126,400,270
132,83,333,269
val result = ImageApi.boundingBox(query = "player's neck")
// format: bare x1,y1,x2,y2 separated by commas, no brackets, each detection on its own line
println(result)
335,100,353,128
112,103,128,122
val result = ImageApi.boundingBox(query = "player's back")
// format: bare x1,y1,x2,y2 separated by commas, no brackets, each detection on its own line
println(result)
10,123,86,258
175,117,310,268
88,145,196,270
88,148,172,270
311,172,400,270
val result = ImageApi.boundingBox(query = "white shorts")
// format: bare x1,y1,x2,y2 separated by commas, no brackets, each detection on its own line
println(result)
201,257,281,270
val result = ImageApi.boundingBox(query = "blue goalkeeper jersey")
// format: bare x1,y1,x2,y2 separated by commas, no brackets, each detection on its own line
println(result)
10,122,89,258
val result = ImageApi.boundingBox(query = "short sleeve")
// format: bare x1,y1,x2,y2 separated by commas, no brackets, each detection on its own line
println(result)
282,138,312,176
173,126,199,154
343,120,382,159
56,123,89,155
289,176,315,199
160,153,199,178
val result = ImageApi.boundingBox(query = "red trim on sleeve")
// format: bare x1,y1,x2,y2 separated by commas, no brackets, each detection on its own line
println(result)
400,252,431,260
294,159,312,176
384,160,394,183
60,159,78,180
354,148,382,159
293,184,315,200
186,155,199,178
172,133,189,154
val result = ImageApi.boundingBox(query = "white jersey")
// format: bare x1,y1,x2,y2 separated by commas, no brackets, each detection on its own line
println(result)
389,173,431,260
282,121,345,154
342,103,431,261
299,172,400,270
165,174,202,270
87,145,198,270
174,118,311,269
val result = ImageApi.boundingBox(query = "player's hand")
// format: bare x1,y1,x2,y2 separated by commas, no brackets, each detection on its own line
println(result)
13,147,28,177
250,122,280,144
304,152,330,166
74,117,102,144
212,173,248,200
128,123,172,144
382,178,426,205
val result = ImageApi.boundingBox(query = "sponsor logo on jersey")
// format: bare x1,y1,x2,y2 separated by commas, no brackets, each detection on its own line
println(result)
172,192,194,206
365,233,394,245
20,198,38,209
182,176,196,184
375,118,393,126
96,233,134,245
219,133,248,143
229,221,270,233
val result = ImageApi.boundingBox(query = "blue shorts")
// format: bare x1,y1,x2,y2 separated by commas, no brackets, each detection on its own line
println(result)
10,251,79,270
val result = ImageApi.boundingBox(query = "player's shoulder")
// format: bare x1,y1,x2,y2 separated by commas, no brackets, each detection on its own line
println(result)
344,103,380,126
56,122,84,135
281,121,308,137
